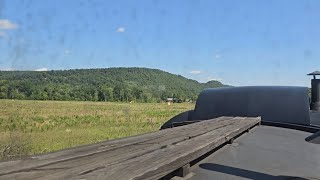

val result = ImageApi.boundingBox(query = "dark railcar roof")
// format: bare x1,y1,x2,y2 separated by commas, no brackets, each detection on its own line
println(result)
189,126,320,180
193,86,310,125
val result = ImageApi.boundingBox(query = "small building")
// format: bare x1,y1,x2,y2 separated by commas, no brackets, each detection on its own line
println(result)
167,98,173,105
166,97,182,104
167,98,173,102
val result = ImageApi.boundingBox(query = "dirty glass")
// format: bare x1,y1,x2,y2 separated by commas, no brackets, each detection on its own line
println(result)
0,0,319,161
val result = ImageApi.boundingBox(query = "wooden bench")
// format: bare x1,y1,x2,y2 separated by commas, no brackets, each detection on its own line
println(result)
0,116,260,180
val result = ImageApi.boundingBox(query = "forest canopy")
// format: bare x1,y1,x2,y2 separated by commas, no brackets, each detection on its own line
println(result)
0,68,226,102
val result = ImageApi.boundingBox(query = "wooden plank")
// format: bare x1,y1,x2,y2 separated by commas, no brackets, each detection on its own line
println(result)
175,163,190,177
36,118,246,180
0,117,237,180
0,116,260,180
76,117,260,180
0,116,234,177
0,117,232,174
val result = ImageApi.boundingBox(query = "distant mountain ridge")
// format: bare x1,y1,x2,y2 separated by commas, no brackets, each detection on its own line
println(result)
0,67,227,102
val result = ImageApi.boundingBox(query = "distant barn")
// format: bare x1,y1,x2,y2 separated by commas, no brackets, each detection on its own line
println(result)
167,98,182,104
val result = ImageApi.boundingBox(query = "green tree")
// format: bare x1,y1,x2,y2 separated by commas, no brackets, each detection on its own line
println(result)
0,67,226,102
143,92,153,103
100,85,108,101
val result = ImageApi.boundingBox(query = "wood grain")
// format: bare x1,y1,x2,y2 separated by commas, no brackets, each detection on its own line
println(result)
0,116,260,180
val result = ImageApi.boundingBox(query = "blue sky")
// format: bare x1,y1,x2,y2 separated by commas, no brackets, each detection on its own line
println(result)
0,0,319,86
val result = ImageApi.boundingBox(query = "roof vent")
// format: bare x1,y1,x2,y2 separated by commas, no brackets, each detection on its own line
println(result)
308,71,320,111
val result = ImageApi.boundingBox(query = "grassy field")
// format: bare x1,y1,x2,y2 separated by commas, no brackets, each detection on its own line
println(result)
0,100,194,160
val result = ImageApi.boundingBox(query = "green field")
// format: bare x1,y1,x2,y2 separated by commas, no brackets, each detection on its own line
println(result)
0,100,194,160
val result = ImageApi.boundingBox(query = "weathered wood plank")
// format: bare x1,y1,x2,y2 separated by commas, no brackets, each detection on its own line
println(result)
0,116,233,175
0,116,260,180
0,117,236,180
31,118,242,180
76,118,260,180
0,116,234,177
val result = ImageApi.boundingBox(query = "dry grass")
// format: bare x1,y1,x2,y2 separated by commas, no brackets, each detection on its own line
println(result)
0,100,194,159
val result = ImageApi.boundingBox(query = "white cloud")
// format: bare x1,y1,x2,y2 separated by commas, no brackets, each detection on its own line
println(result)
35,68,48,71
0,19,18,30
116,27,125,33
207,76,223,82
190,70,202,74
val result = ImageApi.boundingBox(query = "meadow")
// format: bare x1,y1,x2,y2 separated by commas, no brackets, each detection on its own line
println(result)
0,100,194,160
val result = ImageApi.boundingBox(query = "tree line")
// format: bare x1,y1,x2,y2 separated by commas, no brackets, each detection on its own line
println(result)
0,68,226,102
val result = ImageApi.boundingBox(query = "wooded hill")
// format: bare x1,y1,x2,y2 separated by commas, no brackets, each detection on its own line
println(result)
0,67,226,102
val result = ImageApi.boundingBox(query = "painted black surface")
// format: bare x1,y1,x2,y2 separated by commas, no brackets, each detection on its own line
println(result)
161,86,311,129
261,121,320,133
307,71,320,77
310,79,320,111
189,126,320,180
160,110,193,129
306,130,320,144
193,86,310,125
198,163,310,180
310,111,320,126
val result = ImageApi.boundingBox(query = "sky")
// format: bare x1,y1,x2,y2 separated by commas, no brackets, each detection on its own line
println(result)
0,0,320,86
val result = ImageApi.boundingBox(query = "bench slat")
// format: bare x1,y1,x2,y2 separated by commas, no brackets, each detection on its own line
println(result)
0,116,234,176
0,116,260,180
